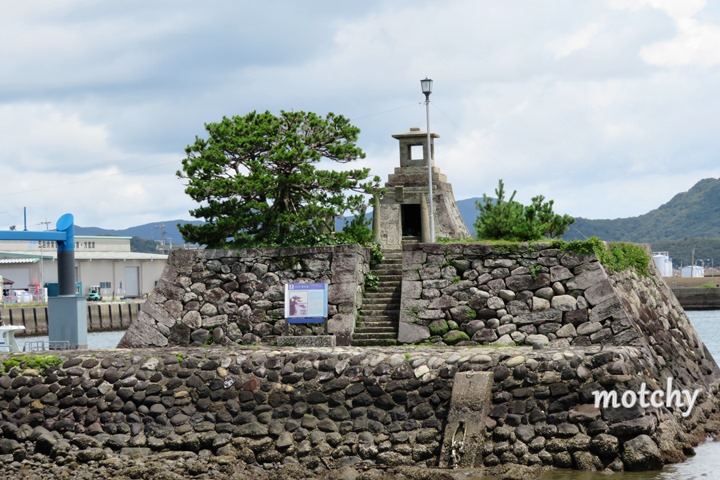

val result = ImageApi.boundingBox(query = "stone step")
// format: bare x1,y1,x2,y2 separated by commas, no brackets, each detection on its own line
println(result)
351,338,398,347
363,295,400,301
361,308,400,315
375,265,401,272
376,274,402,281
359,315,398,322
363,294,400,300
352,332,397,341
362,303,400,309
362,302,400,310
364,290,400,296
361,305,400,310
356,324,396,331
373,286,401,293
353,326,397,338
373,266,402,273
357,325,397,332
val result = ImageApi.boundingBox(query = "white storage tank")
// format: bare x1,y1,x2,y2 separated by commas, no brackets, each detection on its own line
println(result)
652,252,674,277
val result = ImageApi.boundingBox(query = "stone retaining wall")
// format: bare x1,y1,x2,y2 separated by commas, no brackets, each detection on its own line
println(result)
398,243,632,347
0,345,718,475
118,244,370,348
398,244,719,385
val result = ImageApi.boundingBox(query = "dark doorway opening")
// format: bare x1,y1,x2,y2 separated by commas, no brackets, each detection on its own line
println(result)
401,204,422,237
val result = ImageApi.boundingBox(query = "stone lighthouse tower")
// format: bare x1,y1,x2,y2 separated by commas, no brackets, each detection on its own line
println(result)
374,127,470,248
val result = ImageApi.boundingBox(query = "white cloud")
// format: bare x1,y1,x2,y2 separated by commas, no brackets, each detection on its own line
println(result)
609,0,720,67
641,19,720,67
547,21,605,58
608,0,706,20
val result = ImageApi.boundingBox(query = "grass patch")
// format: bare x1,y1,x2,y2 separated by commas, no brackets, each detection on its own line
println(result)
2,354,63,374
433,236,652,276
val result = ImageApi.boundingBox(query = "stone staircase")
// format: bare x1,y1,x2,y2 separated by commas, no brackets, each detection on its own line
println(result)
352,249,403,346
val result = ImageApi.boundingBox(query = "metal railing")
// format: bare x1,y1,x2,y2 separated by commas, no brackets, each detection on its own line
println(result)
23,340,70,352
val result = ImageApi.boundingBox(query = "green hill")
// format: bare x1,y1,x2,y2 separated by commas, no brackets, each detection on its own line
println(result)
564,178,720,242
560,177,720,267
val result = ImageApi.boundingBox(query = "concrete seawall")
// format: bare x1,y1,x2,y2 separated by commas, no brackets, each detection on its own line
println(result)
0,302,140,335
671,287,720,310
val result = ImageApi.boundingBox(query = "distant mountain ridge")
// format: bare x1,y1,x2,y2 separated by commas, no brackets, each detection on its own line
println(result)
79,178,720,267
563,178,720,242
75,220,201,247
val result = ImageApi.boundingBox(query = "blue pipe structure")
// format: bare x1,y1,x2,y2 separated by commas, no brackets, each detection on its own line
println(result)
0,213,86,349
0,213,76,294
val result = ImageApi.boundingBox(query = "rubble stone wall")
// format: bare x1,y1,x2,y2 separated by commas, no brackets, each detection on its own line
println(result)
118,244,370,348
0,345,717,473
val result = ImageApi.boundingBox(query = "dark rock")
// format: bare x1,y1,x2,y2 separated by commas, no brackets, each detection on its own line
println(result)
622,434,662,471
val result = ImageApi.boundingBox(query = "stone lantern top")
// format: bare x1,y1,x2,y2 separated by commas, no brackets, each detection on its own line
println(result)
391,127,439,168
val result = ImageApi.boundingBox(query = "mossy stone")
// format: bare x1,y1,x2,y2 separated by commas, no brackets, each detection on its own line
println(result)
443,330,471,345
428,319,450,336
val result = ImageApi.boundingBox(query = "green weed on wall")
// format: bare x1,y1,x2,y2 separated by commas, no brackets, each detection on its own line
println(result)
556,237,651,276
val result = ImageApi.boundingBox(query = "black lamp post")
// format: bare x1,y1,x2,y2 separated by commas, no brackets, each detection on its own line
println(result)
420,78,435,242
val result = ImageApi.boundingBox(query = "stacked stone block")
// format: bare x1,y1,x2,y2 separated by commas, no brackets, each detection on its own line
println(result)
119,244,370,348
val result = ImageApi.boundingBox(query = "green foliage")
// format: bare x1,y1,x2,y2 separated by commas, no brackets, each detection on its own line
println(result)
555,237,599,255
474,179,574,241
368,242,384,267
556,236,651,276
177,110,381,248
599,242,652,276
528,264,543,279
364,271,379,291
2,354,62,374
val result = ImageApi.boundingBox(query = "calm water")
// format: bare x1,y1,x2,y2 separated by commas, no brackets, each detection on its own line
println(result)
20,329,126,350
15,312,720,477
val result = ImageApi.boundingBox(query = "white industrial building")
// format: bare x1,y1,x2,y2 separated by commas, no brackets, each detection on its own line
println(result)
681,265,705,278
0,236,167,300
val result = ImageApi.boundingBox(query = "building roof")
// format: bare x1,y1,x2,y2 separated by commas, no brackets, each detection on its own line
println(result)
0,251,167,261
0,257,40,264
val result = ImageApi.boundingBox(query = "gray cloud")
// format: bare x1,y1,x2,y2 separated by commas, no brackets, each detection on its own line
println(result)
1,0,719,230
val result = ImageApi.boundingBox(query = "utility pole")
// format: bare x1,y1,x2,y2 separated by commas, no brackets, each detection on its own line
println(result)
156,224,167,254
691,247,696,278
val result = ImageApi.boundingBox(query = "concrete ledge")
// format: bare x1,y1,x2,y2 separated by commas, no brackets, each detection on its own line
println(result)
276,335,336,347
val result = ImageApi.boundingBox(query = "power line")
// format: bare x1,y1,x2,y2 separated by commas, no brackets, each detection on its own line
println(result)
350,102,418,121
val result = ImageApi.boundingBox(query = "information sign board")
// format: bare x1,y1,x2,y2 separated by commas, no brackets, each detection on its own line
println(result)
284,282,328,325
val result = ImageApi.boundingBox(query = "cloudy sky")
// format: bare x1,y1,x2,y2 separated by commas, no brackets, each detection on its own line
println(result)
2,0,720,232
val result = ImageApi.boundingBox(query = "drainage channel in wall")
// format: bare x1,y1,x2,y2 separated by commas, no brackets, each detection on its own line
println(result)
439,371,493,469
